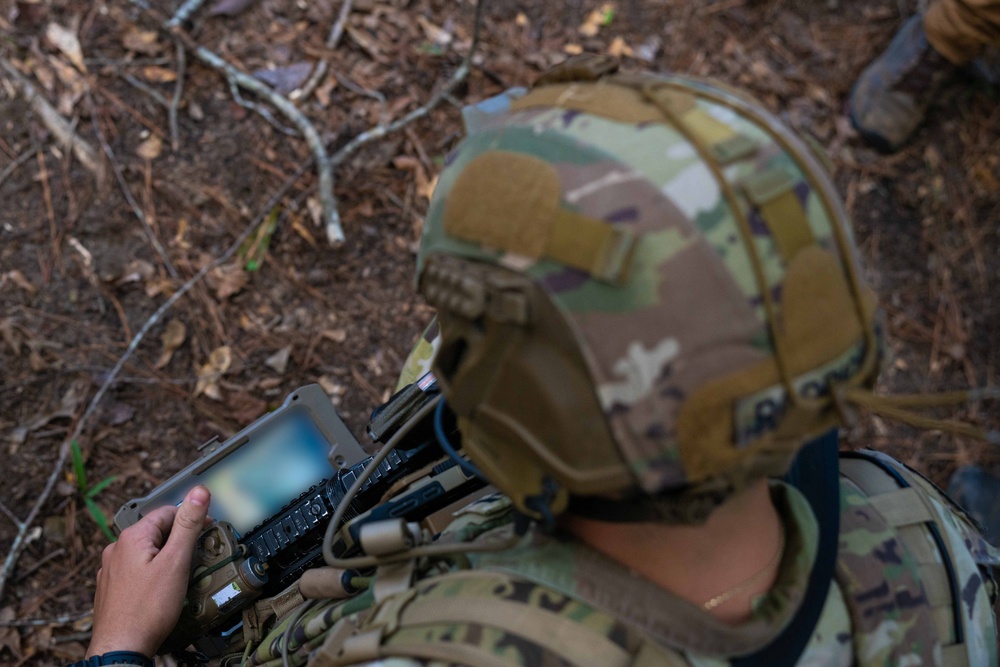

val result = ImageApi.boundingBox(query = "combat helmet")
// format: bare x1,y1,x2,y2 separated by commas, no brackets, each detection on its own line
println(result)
417,55,882,524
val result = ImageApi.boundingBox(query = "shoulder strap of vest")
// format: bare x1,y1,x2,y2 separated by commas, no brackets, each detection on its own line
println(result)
839,450,971,667
731,428,841,667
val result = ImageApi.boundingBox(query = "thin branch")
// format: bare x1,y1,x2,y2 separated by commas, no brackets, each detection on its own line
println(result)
0,148,36,190
0,611,92,628
0,501,23,529
326,0,354,49
325,0,486,234
330,68,388,125
0,162,308,604
0,57,103,179
131,1,344,243
88,92,180,281
226,75,298,136
122,74,170,107
169,39,186,151
166,0,209,28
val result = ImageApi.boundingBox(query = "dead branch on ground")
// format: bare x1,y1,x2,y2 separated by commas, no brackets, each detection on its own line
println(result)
131,0,343,242
0,56,104,180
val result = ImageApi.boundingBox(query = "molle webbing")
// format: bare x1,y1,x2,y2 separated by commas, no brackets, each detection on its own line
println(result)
839,452,969,667
325,570,679,666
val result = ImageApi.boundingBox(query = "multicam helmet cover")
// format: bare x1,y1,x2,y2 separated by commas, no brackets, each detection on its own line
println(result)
418,56,882,522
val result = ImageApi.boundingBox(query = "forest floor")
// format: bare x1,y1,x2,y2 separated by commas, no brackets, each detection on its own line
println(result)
0,0,998,664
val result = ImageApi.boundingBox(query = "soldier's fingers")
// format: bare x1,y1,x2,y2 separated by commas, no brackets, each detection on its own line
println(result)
160,486,210,562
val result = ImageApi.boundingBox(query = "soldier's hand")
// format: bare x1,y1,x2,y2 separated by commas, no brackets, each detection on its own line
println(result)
87,486,211,658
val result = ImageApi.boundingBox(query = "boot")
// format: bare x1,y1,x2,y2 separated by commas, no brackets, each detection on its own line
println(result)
948,465,1000,547
849,16,958,153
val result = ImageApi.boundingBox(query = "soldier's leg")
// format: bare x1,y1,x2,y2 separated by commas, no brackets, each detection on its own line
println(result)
924,0,1000,65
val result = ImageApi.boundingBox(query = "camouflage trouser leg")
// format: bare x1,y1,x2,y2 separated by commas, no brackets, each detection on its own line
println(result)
924,0,1000,63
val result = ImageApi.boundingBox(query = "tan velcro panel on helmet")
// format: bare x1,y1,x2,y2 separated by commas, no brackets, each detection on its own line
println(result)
444,151,637,284
676,246,877,482
742,167,816,263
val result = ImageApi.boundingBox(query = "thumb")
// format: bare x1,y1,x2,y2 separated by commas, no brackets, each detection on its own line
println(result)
161,485,210,561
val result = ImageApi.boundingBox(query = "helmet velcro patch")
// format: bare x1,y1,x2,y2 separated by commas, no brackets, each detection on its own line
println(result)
443,151,637,284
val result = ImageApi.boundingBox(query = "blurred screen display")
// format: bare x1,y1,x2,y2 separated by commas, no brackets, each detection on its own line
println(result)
156,407,334,534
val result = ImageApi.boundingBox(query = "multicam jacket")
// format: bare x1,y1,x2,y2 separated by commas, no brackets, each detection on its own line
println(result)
246,458,1000,667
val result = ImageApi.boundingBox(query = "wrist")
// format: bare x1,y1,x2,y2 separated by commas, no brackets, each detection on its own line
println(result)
86,635,155,660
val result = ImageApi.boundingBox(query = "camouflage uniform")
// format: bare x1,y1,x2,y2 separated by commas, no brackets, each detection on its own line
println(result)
246,471,999,666
246,64,999,666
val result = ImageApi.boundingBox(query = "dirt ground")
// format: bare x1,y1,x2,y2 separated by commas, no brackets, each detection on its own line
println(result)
0,0,997,664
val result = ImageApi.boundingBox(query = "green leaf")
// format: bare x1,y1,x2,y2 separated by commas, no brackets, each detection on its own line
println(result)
85,497,117,543
86,475,117,499
416,42,445,56
71,440,87,491
601,8,615,25
239,208,279,272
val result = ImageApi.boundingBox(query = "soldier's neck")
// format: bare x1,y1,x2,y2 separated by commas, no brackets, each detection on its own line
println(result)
562,480,783,624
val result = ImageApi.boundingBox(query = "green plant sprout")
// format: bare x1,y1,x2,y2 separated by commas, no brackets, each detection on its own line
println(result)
71,440,117,542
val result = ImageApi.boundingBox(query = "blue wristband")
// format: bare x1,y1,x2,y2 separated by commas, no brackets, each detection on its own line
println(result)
67,650,155,667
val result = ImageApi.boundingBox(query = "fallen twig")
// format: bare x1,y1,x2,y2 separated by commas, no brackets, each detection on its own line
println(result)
169,40,186,151
130,0,343,242
0,611,92,628
226,75,299,136
166,0,209,28
326,0,354,49
122,74,170,107
325,0,486,233
0,148,36,190
87,92,180,280
0,165,307,604
0,57,103,180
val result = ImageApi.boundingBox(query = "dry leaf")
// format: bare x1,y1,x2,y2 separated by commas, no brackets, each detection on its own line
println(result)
122,29,161,55
1,318,24,355
45,22,86,73
322,328,347,343
174,217,191,249
306,197,323,227
2,270,38,293
136,135,162,160
417,16,452,45
564,43,584,56
515,12,529,27
155,319,187,369
0,606,21,658
578,3,615,37
7,382,85,445
145,276,173,298
252,62,313,96
209,0,259,17
195,345,232,399
607,36,632,58
30,59,56,92
265,346,292,374
346,25,386,62
290,217,317,247
117,259,155,285
141,65,177,83
207,260,249,300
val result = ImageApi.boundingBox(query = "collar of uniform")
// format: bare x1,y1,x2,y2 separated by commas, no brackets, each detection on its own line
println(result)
471,481,820,658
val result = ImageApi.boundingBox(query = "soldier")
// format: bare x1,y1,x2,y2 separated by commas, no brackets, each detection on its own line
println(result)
850,1,1000,152
80,59,999,667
